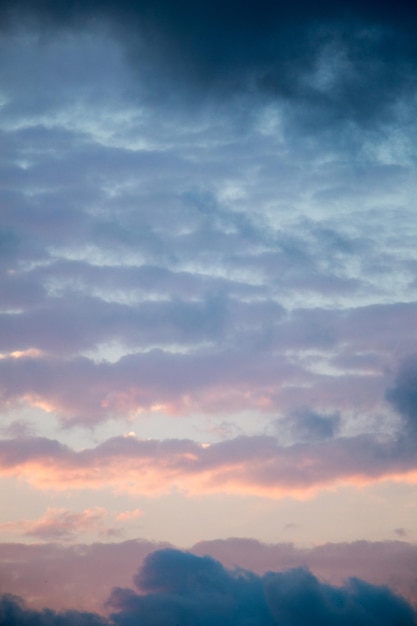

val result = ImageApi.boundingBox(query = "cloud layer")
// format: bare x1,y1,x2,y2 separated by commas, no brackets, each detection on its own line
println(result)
1,548,416,626
1,0,417,601
2,539,417,613
0,431,416,497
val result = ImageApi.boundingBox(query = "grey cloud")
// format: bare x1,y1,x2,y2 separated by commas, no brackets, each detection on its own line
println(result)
276,409,341,444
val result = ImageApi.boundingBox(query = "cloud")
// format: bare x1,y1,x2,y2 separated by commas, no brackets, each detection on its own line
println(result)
1,539,417,614
0,431,416,497
116,509,143,523
0,594,107,626
0,540,171,613
0,507,108,540
1,300,416,427
3,551,416,626
387,355,417,439
192,538,417,606
275,409,341,444
106,548,416,626
1,0,417,132
0,11,415,441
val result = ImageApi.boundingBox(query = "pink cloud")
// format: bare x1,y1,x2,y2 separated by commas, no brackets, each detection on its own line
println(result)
0,508,108,540
0,539,170,612
0,539,416,613
0,433,416,498
116,509,143,522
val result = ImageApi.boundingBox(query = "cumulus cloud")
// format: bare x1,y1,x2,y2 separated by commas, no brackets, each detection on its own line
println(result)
6,548,412,626
2,549,416,626
107,549,416,626
1,540,417,614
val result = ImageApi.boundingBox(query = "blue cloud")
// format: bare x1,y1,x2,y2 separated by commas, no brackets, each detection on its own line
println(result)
106,549,416,626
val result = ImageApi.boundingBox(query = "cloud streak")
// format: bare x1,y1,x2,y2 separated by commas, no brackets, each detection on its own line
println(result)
0,431,416,497
0,507,109,540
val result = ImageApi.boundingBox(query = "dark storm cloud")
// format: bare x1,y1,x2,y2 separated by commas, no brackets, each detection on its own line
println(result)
1,0,417,128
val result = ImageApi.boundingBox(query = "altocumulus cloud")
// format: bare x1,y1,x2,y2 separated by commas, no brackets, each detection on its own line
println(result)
3,549,415,626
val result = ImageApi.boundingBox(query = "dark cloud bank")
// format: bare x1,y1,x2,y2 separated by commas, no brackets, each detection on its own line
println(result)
1,548,416,626
2,0,417,128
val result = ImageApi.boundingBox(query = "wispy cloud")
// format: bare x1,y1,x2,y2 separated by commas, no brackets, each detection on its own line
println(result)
0,507,108,540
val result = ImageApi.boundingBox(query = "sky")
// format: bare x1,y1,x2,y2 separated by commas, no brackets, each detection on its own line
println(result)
1,0,417,622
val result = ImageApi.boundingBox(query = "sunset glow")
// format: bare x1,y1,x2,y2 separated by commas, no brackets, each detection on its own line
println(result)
1,0,417,624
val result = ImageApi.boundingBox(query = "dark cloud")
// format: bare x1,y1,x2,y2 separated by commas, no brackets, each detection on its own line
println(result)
0,594,107,626
387,355,417,439
2,550,416,626
107,548,416,626
1,0,417,129
2,540,417,614
193,539,417,605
